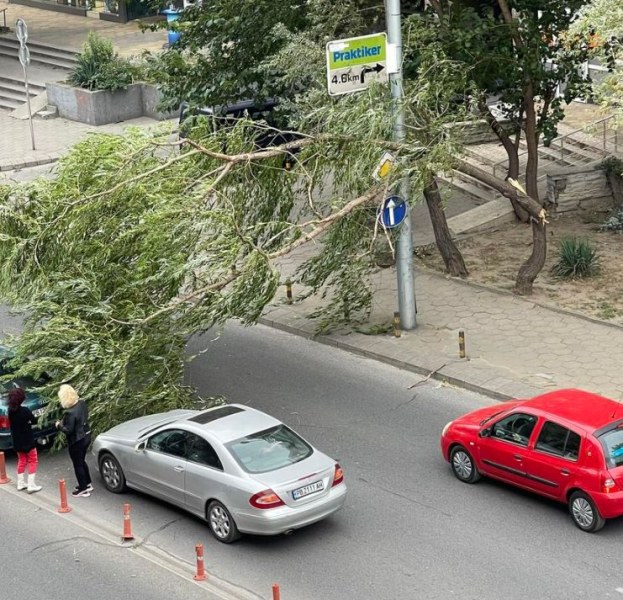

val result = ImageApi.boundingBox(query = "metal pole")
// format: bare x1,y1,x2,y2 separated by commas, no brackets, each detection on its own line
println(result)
22,63,36,151
386,0,416,329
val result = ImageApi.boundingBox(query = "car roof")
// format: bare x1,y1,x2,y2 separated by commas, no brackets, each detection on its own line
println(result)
523,389,621,432
186,403,282,444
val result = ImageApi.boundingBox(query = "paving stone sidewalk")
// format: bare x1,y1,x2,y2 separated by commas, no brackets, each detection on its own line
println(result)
263,244,623,402
2,1,622,403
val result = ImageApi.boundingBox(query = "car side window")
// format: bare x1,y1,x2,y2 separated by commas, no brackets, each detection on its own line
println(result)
147,429,187,458
185,433,223,471
535,421,581,461
492,413,537,447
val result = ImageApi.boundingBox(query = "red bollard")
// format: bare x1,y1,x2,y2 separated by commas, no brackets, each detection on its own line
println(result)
122,503,134,541
193,543,207,581
272,583,281,600
0,452,10,484
58,479,72,513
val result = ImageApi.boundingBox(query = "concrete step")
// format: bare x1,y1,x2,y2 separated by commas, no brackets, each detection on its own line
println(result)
0,77,45,96
0,36,79,70
438,176,492,207
0,96,20,110
549,136,609,162
461,147,499,171
447,197,516,237
0,86,29,103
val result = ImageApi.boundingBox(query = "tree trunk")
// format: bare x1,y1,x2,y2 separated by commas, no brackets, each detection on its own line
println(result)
514,83,546,296
514,219,547,295
423,178,468,277
479,103,529,222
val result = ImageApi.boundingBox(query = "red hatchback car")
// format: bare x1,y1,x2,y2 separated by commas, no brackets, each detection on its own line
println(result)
441,389,623,533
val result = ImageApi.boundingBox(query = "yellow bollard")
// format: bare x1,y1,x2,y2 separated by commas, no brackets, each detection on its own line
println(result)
459,330,466,359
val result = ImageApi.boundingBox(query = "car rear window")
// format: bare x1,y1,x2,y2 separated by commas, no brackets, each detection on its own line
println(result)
226,425,312,474
599,428,623,468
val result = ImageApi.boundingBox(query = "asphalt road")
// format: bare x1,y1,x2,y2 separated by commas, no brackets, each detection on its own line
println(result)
4,323,623,600
0,482,243,600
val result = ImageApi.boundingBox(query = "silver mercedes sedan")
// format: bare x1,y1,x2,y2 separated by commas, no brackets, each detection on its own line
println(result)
92,404,347,543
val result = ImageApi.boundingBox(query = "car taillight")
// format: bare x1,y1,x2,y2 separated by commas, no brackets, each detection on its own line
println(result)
332,463,344,487
602,477,618,494
249,489,285,509
0,415,9,429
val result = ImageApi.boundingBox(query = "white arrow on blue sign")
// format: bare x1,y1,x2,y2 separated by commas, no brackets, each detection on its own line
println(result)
378,195,407,229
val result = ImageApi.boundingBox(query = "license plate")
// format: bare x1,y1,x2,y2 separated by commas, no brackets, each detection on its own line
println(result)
32,407,45,417
292,480,324,500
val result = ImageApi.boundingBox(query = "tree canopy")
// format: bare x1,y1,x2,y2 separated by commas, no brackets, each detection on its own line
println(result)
0,33,467,432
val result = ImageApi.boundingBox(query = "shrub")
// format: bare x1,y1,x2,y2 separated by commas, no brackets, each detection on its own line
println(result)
599,208,623,232
551,237,600,279
68,32,134,92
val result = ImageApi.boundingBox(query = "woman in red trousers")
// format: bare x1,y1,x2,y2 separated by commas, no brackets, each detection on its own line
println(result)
8,388,42,493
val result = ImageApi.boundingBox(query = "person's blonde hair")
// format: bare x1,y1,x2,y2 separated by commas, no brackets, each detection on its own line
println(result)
58,384,79,409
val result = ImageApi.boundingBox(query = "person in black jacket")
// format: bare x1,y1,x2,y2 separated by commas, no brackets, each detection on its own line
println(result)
8,387,43,493
55,384,93,497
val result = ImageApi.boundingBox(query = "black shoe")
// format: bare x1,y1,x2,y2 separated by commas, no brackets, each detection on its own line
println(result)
74,484,94,492
71,489,91,497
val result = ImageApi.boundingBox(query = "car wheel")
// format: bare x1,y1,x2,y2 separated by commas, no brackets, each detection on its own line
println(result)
450,445,481,484
99,452,127,493
207,500,241,543
569,491,605,533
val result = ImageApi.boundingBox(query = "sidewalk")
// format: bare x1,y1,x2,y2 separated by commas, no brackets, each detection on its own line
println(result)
2,2,623,404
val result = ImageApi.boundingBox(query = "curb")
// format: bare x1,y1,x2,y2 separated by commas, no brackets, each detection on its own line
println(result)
258,315,522,402
0,483,261,600
0,154,60,172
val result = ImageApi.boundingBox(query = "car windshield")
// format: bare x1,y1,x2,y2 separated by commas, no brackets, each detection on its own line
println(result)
599,428,623,468
226,425,312,474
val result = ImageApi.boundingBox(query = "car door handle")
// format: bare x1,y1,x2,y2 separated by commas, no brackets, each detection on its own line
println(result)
513,454,523,461
560,468,570,476
173,465,185,472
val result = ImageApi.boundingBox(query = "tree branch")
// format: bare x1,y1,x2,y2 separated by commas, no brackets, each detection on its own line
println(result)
454,158,546,222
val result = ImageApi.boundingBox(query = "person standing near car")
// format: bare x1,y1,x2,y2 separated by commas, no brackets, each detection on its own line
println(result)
55,384,93,497
8,387,42,494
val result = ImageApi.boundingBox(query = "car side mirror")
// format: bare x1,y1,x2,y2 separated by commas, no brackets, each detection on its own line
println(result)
134,440,147,453
479,427,492,438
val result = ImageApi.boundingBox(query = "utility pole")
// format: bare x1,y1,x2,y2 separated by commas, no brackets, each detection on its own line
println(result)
386,0,416,329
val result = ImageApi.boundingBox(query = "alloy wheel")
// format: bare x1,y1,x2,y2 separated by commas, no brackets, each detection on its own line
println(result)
452,450,473,480
572,496,594,529
210,505,231,539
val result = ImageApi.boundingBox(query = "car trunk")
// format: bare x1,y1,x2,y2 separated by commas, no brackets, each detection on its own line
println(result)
250,452,336,508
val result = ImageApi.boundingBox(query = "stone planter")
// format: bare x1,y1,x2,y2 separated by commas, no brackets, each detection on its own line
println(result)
46,82,178,126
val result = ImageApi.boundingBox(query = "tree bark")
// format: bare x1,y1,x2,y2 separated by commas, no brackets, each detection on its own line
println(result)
514,83,546,296
454,158,544,220
479,104,529,222
423,177,468,277
514,220,547,295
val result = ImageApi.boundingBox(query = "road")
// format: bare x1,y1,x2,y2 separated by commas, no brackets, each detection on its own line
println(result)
0,481,244,600
3,323,623,600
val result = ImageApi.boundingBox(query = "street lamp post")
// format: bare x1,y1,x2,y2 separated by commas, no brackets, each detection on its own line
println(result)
386,0,416,329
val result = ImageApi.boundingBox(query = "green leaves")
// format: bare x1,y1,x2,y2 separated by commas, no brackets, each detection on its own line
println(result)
68,32,134,91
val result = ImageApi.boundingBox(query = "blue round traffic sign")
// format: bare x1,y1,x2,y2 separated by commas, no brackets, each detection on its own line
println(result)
378,195,407,229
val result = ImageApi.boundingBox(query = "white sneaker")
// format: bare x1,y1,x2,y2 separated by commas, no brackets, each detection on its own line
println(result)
27,474,42,494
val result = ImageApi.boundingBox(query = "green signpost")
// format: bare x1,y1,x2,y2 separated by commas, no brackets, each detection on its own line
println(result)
326,32,388,96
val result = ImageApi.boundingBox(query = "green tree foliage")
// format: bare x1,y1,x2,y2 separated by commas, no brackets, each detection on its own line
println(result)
568,0,623,111
408,0,595,294
0,36,466,431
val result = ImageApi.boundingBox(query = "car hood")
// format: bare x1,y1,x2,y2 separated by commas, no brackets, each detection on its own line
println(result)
100,409,198,442
454,401,522,428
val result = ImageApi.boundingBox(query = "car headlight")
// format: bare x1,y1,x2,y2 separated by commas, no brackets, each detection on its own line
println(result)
441,421,453,437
